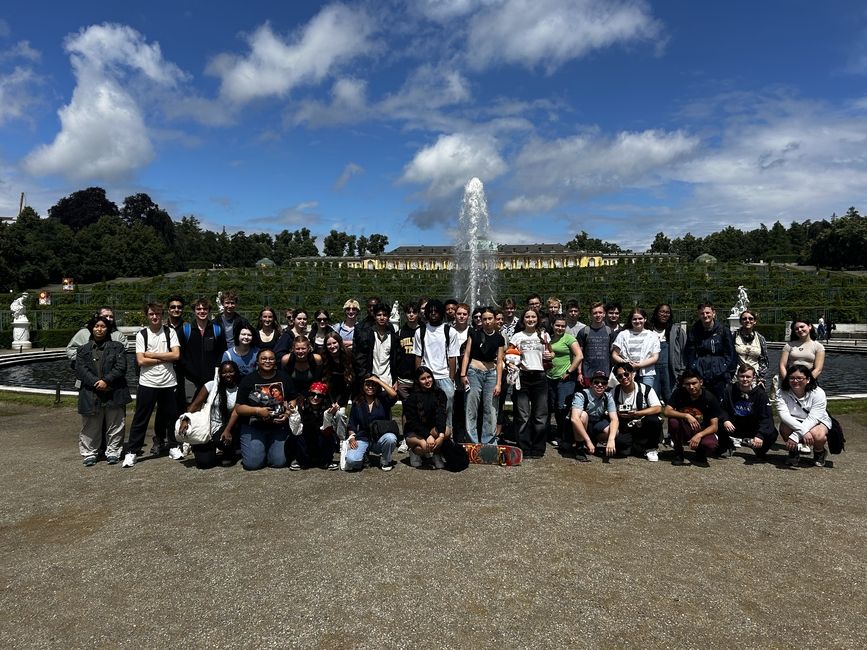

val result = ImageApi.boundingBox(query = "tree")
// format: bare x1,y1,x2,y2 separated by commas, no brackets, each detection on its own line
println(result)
671,232,703,261
356,235,368,257
649,232,671,254
323,230,350,256
366,233,389,255
121,193,176,249
566,230,623,253
48,187,119,231
809,210,867,268
273,228,318,263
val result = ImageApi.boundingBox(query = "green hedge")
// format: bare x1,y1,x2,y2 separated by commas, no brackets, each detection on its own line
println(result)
31,329,79,348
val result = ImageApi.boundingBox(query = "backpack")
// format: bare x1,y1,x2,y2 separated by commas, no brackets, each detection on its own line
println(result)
182,321,222,342
613,382,653,411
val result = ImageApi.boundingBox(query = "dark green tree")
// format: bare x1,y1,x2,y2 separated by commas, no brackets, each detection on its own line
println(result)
323,230,350,256
48,187,119,231
121,193,176,249
649,232,671,253
366,233,389,255
273,228,318,263
566,230,622,253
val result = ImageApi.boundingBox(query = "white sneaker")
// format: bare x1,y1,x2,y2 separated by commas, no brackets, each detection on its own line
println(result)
408,449,423,468
797,443,812,455
121,453,136,468
181,442,192,456
731,438,742,448
168,447,184,461
380,463,393,472
431,453,445,470
645,450,659,462
397,440,408,454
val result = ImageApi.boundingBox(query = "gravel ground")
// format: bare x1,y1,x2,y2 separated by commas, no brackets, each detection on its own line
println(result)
0,402,864,649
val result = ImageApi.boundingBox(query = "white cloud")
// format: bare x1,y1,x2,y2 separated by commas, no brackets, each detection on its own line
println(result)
0,66,39,125
334,162,363,189
465,0,663,71
412,0,486,22
209,5,375,105
24,23,185,181
0,40,40,63
503,194,559,214
400,132,507,198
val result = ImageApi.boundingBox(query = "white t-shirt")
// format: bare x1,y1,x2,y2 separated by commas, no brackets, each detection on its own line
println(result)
372,331,393,385
412,323,460,380
612,329,660,377
614,384,661,410
135,326,179,388
203,380,238,436
510,330,549,372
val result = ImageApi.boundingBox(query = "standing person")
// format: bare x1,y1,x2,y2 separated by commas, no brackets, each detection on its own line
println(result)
509,309,553,458
353,296,381,343
444,299,459,324
309,309,335,355
611,308,660,388
451,303,472,440
395,301,422,401
344,375,399,472
180,360,242,469
526,294,543,314
720,365,777,460
732,309,769,387
256,307,280,351
459,306,505,444
353,303,400,388
122,303,181,467
282,308,294,333
334,299,360,351
540,296,562,333
649,303,685,404
664,369,722,466
576,302,614,387
234,349,297,470
777,364,832,467
222,324,259,376
683,302,737,401
180,297,227,403
321,331,355,406
500,298,520,341
75,315,131,466
564,300,586,338
412,299,460,434
545,314,582,448
166,296,187,414
404,366,449,469
218,291,242,349
605,302,624,334
66,306,128,369
779,318,825,381
470,306,484,331
274,309,311,362
611,362,663,462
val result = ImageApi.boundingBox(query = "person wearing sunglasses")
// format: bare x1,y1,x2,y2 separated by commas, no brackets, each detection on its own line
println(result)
335,299,360,351
286,382,340,471
611,362,663,462
732,309,769,387
570,370,619,462
308,308,335,355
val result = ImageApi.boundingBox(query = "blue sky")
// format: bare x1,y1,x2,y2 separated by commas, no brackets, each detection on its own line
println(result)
2,1,867,251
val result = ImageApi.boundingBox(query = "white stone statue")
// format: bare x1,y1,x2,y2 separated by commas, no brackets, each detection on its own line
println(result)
10,292,28,320
389,300,401,332
216,291,224,314
736,285,749,312
10,292,32,350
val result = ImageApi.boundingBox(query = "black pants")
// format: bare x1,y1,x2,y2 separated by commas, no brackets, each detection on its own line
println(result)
125,385,178,455
617,416,662,455
286,430,338,468
191,430,237,469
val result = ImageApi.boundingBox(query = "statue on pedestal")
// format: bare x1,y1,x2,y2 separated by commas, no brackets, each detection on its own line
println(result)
10,292,32,350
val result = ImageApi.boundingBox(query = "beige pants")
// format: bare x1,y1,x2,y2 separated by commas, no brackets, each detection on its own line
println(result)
79,405,126,458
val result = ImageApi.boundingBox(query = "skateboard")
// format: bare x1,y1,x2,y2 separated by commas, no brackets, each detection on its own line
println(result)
461,443,523,466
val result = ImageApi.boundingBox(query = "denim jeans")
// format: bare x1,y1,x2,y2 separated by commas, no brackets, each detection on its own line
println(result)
638,374,655,388
653,341,672,402
240,424,289,470
435,378,455,430
513,371,548,456
547,376,576,443
466,367,498,444
344,432,398,470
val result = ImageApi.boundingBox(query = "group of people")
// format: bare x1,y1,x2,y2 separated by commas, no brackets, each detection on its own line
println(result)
67,291,837,472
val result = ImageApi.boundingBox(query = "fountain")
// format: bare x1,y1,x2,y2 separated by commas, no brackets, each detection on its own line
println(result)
452,177,498,307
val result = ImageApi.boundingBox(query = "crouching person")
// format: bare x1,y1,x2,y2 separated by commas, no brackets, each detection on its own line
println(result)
663,369,721,466
286,382,340,470
570,371,620,462
404,366,449,469
720,365,777,459
611,362,663,462
345,375,398,472
179,361,241,469
75,315,132,465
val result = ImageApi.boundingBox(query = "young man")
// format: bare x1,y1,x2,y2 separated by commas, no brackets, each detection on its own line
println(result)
570,370,619,462
605,302,623,334
444,299,458,324
180,297,227,402
334,298,360,350
123,303,181,467
526,294,543,313
720,365,777,459
664,369,721,466
396,301,422,401
354,303,400,386
684,302,737,401
165,296,187,413
611,362,663,461
412,299,460,432
353,295,381,344
500,298,520,341
540,296,561,333
576,301,614,387
219,291,242,349
564,300,586,338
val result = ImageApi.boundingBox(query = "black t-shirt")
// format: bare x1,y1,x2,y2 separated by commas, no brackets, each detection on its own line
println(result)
236,369,297,428
468,329,505,363
669,387,721,428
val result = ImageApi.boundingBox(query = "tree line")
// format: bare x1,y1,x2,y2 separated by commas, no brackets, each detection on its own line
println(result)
1,186,864,292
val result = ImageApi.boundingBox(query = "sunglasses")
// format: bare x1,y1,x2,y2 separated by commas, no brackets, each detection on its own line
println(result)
345,307,358,312
169,304,183,310
592,380,608,386
615,373,629,379
308,392,324,398
316,318,328,322
741,316,755,322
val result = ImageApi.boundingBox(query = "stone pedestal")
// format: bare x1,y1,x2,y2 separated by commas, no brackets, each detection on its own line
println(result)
11,318,32,351
728,313,741,333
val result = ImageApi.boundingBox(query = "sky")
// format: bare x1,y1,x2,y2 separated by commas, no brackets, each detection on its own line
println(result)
2,1,867,251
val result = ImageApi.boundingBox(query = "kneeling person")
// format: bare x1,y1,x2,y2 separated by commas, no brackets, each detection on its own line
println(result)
570,371,620,461
663,370,721,466
612,362,663,462
720,365,777,459
404,366,449,469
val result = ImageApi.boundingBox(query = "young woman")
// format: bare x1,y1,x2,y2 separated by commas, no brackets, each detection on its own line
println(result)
471,306,484,331
74,315,132,465
344,375,399,471
732,309,769,386
321,331,355,406
451,302,472,439
779,318,825,381
509,309,553,458
274,308,311,362
286,381,340,470
222,324,259,376
777,364,831,467
256,307,280,351
545,314,583,447
308,309,335,355
460,306,505,444
180,360,242,469
612,308,660,388
649,303,685,403
234,349,297,470
280,335,323,398
404,366,449,468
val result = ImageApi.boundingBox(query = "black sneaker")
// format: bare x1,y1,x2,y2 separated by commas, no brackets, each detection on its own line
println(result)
693,450,709,467
814,448,827,467
785,450,799,467
672,454,690,466
576,452,591,463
